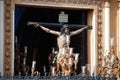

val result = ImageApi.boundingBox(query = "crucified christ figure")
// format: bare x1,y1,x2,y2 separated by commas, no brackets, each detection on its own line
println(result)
28,22,91,53
36,24,89,50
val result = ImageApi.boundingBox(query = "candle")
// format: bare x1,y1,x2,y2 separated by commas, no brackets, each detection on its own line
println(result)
66,35,70,42
110,38,114,46
108,69,111,74
69,58,72,66
59,49,62,54
69,48,73,55
52,67,55,74
75,53,79,61
54,51,58,54
52,48,55,53
86,64,90,72
24,46,27,54
111,55,114,63
32,61,36,68
23,58,26,65
44,65,46,72
62,48,65,54
81,66,86,74
57,53,60,61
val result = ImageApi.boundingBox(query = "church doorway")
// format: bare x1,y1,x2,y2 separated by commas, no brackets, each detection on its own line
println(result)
14,5,88,75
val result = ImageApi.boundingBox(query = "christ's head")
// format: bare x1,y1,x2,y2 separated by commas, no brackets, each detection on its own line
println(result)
60,24,70,35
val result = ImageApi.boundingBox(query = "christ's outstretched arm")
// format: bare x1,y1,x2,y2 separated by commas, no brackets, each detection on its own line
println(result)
38,25,61,36
70,26,88,36
27,22,61,36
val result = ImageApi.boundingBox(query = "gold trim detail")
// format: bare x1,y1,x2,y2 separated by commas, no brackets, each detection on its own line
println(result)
97,0,103,73
4,0,12,76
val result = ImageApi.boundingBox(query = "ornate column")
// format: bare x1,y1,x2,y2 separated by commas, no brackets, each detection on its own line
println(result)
117,0,120,57
104,0,110,52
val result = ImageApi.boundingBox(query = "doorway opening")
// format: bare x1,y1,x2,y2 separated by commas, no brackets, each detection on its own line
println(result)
14,5,88,75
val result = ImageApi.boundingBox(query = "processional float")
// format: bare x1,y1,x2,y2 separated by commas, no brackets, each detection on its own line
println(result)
15,11,92,77
28,21,92,77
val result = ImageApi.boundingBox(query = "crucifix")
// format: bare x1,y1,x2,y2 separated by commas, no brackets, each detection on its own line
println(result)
27,11,92,76
27,21,92,49
27,11,92,50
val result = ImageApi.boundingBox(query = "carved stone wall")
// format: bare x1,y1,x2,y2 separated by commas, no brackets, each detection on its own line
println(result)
4,0,103,76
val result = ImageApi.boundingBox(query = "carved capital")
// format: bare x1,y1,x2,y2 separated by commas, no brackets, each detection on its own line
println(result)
105,1,110,8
